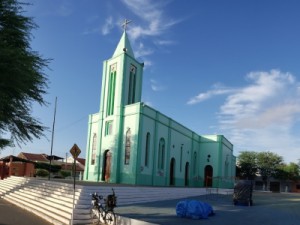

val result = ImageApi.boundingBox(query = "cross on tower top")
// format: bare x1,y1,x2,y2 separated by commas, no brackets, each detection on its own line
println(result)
122,19,132,31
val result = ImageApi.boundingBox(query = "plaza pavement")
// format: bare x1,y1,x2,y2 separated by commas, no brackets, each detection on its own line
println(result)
0,191,299,225
115,191,300,225
0,198,52,225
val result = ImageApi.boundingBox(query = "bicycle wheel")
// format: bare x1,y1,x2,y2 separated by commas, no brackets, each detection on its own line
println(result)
90,207,99,224
98,207,105,224
104,211,116,225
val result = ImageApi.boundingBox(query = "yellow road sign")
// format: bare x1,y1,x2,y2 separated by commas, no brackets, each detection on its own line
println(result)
70,144,81,159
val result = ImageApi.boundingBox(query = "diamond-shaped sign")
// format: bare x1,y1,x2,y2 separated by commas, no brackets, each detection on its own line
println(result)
70,144,81,159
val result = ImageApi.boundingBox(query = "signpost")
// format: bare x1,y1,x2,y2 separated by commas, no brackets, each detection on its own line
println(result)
70,144,81,225
70,144,81,159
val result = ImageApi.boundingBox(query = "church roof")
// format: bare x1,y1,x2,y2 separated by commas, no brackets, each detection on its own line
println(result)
112,31,134,58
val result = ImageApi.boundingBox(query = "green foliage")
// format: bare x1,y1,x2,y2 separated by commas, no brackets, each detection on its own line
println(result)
0,0,49,148
35,169,49,177
237,151,258,179
59,170,71,178
256,152,283,181
237,151,285,183
35,162,61,173
276,162,300,181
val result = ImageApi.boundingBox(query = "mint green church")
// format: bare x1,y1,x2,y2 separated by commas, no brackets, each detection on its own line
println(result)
84,30,236,188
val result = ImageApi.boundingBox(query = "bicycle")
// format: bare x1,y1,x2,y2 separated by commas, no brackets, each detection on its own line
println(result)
90,188,117,225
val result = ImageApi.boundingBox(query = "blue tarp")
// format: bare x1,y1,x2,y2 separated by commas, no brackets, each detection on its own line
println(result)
176,200,214,220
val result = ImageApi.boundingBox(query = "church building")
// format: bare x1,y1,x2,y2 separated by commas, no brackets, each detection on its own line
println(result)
84,28,236,188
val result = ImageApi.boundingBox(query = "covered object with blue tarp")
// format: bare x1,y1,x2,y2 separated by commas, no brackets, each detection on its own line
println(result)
176,200,214,219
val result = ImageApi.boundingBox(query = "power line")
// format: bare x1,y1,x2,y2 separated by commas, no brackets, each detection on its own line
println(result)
56,116,87,133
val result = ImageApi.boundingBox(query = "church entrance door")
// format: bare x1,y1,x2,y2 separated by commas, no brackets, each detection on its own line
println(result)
169,158,175,186
102,150,111,182
185,162,189,186
204,165,213,187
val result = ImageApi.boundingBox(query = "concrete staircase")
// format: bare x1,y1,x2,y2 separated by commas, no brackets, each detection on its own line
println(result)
0,176,232,225
0,176,91,225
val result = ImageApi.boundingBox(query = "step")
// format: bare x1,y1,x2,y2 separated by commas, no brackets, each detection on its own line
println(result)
1,177,232,225
4,194,70,225
0,178,26,195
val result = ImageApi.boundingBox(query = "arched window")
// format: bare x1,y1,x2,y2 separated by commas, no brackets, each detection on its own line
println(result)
158,138,165,170
169,158,175,186
145,132,150,166
185,162,189,186
91,133,97,165
180,144,183,171
105,121,113,136
107,64,117,116
128,65,136,104
124,128,131,165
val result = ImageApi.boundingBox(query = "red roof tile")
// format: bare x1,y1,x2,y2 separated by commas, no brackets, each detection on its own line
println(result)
18,152,48,162
77,158,86,166
61,163,84,171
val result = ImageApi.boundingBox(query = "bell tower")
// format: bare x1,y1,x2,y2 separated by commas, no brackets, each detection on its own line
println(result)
95,21,144,182
99,21,143,118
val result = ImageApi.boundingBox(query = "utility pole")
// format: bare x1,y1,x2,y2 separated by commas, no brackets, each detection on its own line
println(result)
48,97,57,180
70,144,81,225
65,152,68,171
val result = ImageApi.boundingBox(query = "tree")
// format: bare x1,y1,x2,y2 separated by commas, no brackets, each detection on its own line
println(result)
256,151,283,189
276,162,300,181
59,170,71,178
237,151,257,179
0,0,49,148
35,168,49,177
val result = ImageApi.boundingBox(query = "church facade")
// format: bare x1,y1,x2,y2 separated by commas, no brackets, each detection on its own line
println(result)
83,31,236,188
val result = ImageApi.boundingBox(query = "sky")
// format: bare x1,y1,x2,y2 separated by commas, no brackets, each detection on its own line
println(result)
2,0,300,163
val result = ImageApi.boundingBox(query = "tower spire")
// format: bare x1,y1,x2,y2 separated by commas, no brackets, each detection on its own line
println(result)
122,19,132,31
112,19,134,58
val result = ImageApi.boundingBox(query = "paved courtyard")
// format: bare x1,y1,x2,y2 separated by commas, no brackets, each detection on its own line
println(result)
0,198,52,225
115,192,300,225
0,191,299,225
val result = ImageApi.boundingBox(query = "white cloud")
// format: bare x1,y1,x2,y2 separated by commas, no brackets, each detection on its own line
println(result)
135,42,154,58
189,70,300,163
102,16,114,35
187,84,235,105
220,70,297,126
143,60,153,68
150,79,166,91
220,70,300,163
83,16,115,36
154,40,176,46
235,102,300,129
120,0,181,60
122,0,177,40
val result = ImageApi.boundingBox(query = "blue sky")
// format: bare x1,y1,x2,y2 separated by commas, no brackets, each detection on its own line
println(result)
2,0,300,163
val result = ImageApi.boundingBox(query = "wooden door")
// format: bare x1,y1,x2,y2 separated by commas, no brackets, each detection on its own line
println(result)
204,165,213,187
